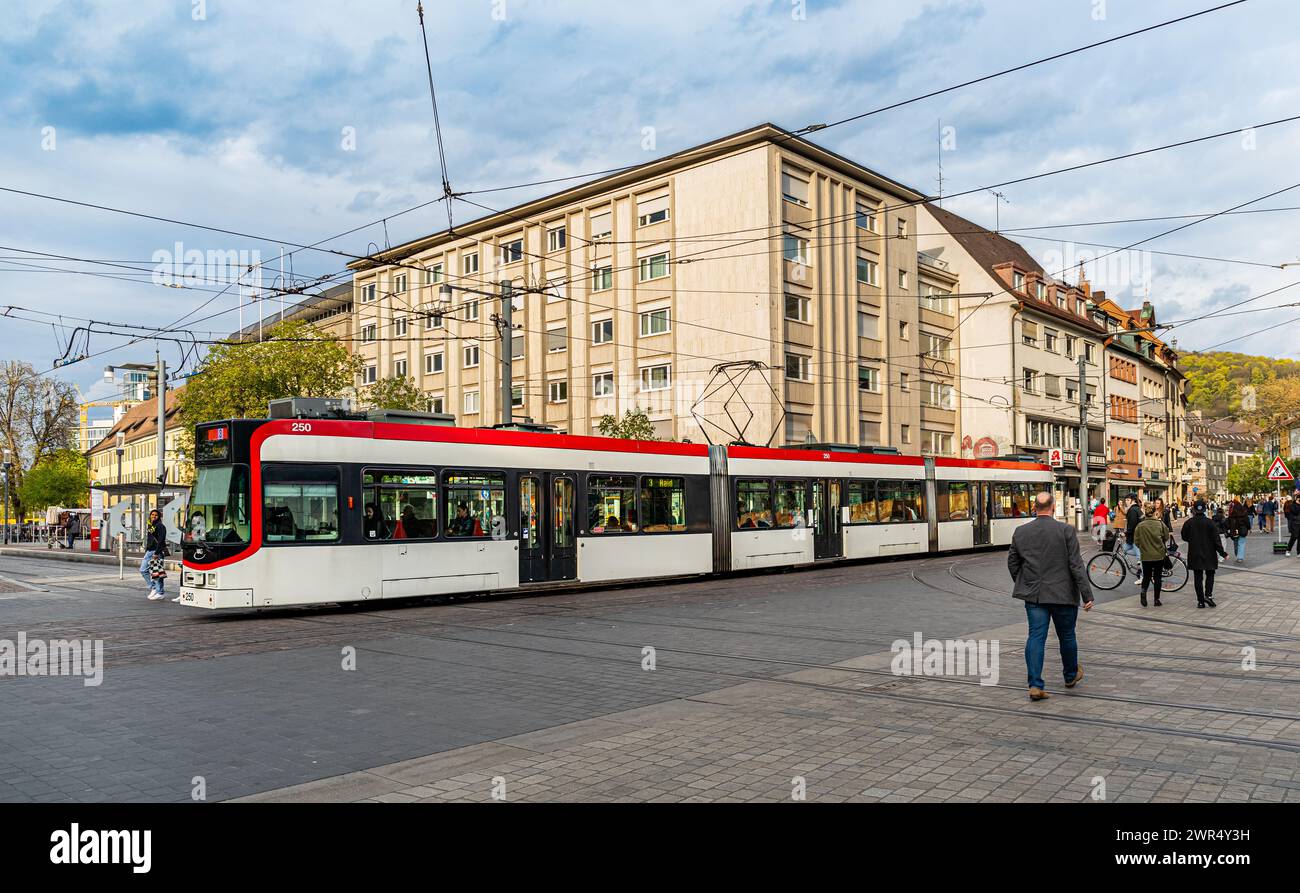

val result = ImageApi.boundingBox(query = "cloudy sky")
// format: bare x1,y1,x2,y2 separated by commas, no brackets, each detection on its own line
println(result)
3,0,1298,406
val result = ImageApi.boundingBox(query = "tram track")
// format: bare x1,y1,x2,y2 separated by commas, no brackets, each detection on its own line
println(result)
288,610,1300,756
375,611,1300,721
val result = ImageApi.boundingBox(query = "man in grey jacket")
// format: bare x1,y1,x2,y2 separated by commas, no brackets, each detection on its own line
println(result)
1008,491,1095,701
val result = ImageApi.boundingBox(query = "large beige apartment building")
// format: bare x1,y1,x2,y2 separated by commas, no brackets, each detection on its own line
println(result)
346,124,961,451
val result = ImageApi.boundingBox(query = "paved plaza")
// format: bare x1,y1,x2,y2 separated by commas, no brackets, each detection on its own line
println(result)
1,532,1298,803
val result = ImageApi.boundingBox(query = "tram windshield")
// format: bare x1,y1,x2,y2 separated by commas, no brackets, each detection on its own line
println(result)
188,465,251,544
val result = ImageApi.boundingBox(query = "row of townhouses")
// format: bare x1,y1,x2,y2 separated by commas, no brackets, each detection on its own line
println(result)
239,124,1206,512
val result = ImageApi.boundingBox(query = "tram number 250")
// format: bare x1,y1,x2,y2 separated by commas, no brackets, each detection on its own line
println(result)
290,422,313,433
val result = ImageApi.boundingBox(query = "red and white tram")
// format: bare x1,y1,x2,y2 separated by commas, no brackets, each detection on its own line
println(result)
179,410,1051,610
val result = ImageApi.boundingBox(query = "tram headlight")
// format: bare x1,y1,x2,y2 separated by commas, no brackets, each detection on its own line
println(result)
205,572,218,588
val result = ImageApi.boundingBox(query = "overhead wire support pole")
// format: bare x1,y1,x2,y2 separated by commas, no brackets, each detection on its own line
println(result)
417,1,456,232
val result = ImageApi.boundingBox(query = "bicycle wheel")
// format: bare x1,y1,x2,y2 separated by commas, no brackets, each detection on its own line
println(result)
1087,552,1126,590
1161,555,1189,592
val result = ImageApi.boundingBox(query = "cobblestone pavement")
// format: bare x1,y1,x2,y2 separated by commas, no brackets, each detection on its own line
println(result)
3,533,1298,802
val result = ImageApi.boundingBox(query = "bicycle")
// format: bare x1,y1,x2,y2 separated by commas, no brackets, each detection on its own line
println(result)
1087,534,1188,592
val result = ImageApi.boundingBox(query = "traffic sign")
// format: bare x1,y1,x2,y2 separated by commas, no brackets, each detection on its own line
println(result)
1267,456,1294,481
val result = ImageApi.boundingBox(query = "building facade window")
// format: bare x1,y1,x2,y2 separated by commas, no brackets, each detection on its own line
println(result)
641,364,671,391
781,169,810,206
463,391,479,415
785,293,811,323
640,308,670,337
500,239,523,265
592,318,613,345
858,366,879,392
784,352,811,382
547,225,566,252
592,266,613,291
464,344,479,368
783,233,810,265
638,252,670,281
593,372,614,397
856,255,878,286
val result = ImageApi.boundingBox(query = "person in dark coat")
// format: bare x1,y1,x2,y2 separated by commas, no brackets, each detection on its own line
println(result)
1284,497,1300,556
1007,491,1094,701
1181,499,1226,608
1227,498,1250,563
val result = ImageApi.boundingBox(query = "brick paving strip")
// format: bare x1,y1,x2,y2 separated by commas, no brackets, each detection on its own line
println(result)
237,575,1300,804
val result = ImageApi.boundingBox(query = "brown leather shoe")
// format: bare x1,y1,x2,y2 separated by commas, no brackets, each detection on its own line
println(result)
1066,667,1084,688
1028,687,1050,701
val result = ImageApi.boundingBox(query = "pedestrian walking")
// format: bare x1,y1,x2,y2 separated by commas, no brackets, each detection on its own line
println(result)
65,512,79,550
1228,498,1251,563
1266,495,1277,534
1181,500,1226,608
1255,498,1266,532
1123,494,1143,584
1134,504,1172,607
1007,491,1094,702
1285,496,1300,557
1090,497,1110,544
141,509,169,601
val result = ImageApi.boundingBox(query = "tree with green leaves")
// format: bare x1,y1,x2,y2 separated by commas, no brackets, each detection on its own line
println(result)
1225,454,1270,497
361,376,429,412
0,360,79,521
18,448,88,512
596,407,658,441
178,320,362,429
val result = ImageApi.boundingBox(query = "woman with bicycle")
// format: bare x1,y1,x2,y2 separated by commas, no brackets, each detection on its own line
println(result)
1134,503,1173,607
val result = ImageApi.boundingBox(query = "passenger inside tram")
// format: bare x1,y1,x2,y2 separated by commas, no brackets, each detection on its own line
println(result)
363,503,390,539
446,502,484,537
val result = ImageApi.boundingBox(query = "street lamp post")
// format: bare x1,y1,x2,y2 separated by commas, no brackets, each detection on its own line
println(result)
2,448,11,545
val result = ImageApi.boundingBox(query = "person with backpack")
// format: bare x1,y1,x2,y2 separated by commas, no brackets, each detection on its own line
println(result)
1134,503,1173,608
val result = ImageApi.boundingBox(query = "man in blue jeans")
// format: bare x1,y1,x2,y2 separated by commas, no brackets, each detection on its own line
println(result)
1008,492,1095,701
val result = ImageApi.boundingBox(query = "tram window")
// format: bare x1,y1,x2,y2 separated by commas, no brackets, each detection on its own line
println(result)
521,477,541,549
640,477,685,532
773,480,806,528
939,482,971,521
364,471,438,540
588,475,638,533
845,480,877,523
992,483,1033,518
553,478,575,547
1013,483,1034,516
263,476,340,542
443,472,504,538
879,481,923,523
736,479,772,528
190,464,250,543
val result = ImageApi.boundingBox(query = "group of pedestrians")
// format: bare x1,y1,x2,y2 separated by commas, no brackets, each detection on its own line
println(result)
1008,489,1248,701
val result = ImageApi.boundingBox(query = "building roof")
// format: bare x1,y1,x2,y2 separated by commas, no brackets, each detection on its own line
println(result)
86,387,183,455
229,280,352,341
350,123,929,270
922,202,1106,335
1187,412,1261,451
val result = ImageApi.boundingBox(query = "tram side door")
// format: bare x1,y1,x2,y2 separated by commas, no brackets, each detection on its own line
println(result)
811,479,843,560
519,474,577,584
972,482,992,546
